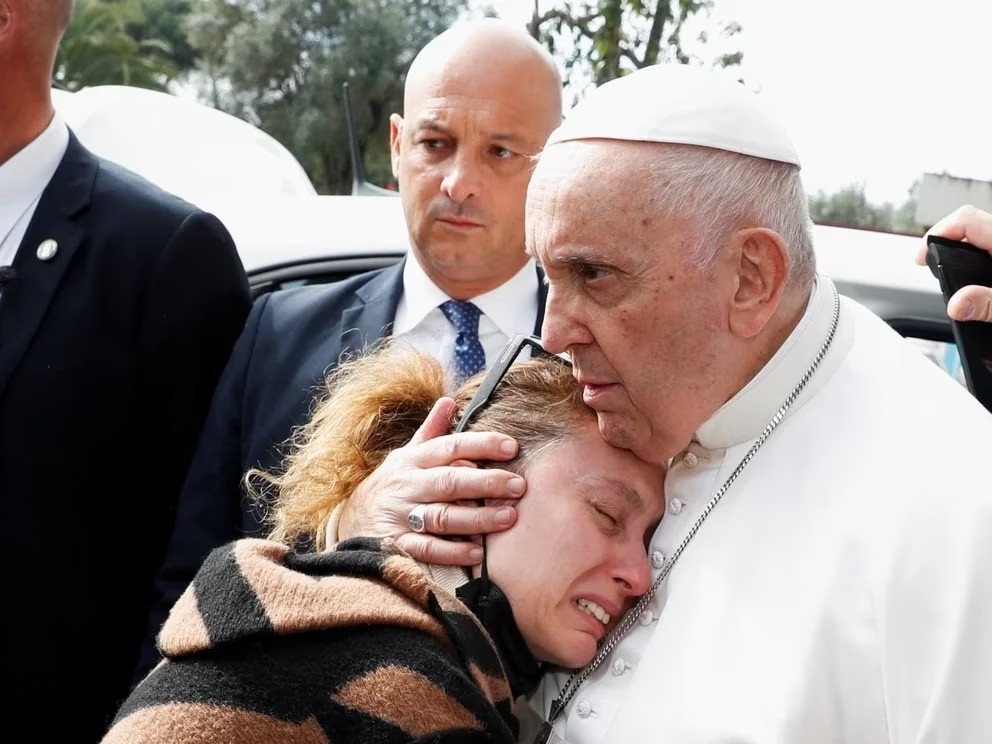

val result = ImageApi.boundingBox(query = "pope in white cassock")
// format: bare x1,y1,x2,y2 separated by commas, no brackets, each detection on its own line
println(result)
520,64,992,743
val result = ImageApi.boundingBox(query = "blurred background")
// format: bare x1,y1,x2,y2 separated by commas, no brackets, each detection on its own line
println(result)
51,0,992,234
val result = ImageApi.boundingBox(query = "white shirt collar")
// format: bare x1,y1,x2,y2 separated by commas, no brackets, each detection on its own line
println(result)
394,254,539,339
694,275,851,450
0,112,70,268
0,111,70,209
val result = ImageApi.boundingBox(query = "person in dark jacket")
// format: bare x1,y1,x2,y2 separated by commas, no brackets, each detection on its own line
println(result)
0,2,250,739
106,345,666,742
141,18,565,679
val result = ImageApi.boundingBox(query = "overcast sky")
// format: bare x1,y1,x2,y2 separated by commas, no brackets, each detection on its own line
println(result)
491,0,991,205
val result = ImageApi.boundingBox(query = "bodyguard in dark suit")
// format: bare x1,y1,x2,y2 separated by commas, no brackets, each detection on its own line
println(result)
144,19,564,678
0,2,250,739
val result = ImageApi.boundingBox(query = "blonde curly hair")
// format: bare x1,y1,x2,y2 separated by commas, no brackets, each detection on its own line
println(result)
247,343,590,550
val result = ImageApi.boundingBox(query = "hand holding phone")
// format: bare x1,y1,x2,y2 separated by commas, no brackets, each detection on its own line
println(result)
925,235,992,412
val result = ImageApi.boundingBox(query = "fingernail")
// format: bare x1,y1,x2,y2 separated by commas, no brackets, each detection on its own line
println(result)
957,300,975,320
469,547,484,563
500,439,518,456
507,476,526,495
496,507,515,526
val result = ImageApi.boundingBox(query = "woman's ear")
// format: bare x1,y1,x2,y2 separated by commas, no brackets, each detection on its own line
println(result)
727,228,790,339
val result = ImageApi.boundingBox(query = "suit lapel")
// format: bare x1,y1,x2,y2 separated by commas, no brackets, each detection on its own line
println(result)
337,259,543,361
0,134,95,399
338,259,405,356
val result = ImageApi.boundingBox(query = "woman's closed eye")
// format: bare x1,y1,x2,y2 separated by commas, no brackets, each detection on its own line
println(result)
592,503,622,534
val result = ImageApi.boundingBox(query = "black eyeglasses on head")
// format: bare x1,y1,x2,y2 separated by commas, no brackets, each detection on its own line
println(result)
453,334,570,434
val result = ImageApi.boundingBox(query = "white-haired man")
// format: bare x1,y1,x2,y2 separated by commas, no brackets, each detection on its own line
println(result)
338,64,992,742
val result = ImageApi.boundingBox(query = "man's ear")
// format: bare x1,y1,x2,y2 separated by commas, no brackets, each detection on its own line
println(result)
389,113,404,179
727,227,790,339
0,1,13,42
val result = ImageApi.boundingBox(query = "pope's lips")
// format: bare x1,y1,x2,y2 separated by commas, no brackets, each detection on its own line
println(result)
579,379,618,405
437,216,483,229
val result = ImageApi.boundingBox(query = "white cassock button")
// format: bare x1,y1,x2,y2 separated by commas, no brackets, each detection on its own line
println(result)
611,658,627,676
682,451,699,468
668,498,684,515
576,700,592,718
36,239,58,261
650,550,666,569
639,609,654,625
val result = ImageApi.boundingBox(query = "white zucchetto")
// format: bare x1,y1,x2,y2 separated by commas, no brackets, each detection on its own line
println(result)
547,64,801,167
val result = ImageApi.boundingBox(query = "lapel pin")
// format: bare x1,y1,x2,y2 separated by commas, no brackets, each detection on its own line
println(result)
37,239,58,262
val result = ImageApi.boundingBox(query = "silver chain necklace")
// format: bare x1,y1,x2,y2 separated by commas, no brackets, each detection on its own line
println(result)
533,284,841,744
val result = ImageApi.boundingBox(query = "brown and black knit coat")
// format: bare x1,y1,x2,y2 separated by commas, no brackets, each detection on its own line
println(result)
102,538,518,743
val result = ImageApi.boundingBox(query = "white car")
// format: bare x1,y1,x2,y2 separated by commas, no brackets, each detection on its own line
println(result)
54,85,963,384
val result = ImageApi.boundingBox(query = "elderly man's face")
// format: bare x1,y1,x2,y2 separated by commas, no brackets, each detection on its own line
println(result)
527,141,733,464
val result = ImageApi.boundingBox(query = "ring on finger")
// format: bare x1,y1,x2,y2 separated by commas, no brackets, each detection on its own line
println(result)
407,503,428,533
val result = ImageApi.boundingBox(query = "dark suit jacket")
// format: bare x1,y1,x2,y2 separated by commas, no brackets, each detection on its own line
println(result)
0,134,250,741
144,260,548,677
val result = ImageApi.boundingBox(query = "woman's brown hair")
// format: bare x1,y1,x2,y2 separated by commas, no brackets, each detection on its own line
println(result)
247,344,591,550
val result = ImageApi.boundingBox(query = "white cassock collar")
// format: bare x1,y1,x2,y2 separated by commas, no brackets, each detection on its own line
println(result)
693,275,854,451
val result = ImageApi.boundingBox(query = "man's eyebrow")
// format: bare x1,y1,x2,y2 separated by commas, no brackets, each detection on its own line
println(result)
412,117,452,135
557,251,615,268
412,118,531,148
489,132,530,148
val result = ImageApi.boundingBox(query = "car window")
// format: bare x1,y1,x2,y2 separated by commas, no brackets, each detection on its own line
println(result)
248,256,402,301
905,337,967,387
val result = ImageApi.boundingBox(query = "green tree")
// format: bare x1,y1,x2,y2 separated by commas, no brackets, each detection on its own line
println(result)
55,0,178,92
132,0,198,73
527,0,743,87
809,182,922,234
892,180,922,234
186,0,466,194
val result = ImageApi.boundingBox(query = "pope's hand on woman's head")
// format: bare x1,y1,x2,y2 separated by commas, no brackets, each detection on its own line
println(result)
338,397,526,566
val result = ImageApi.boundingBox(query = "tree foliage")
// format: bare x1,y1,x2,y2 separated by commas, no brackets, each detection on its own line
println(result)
809,182,921,234
55,0,180,91
528,0,742,87
133,0,198,72
186,0,466,194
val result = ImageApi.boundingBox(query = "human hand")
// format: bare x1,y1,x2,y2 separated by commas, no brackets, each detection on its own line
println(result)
915,205,992,322
337,397,526,565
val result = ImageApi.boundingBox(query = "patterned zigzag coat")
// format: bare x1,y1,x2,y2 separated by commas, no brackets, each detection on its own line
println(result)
103,538,518,743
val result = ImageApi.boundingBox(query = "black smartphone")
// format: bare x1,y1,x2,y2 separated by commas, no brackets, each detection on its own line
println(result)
925,235,992,412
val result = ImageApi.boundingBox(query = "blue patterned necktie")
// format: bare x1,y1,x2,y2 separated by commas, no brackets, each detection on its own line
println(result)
440,300,486,383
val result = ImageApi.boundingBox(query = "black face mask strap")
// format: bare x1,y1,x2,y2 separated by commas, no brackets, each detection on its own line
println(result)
478,534,491,594
450,334,570,604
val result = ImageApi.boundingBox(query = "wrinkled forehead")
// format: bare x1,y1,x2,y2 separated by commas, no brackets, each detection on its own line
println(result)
526,141,654,244
530,139,655,202
529,143,602,218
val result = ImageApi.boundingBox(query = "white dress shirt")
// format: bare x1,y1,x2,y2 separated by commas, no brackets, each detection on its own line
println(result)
528,276,992,744
321,255,542,548
391,255,540,375
0,112,70,298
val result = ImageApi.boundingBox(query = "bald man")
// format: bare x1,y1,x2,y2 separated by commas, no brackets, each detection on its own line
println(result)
0,0,250,739
143,18,563,678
